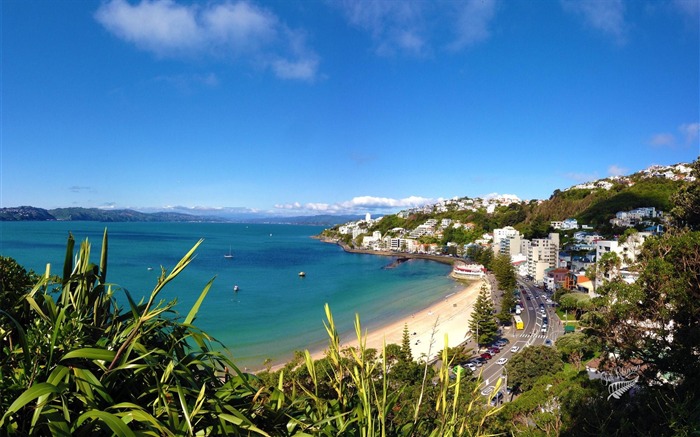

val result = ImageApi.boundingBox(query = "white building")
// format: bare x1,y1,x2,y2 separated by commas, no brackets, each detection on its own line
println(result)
492,226,521,255
527,233,560,283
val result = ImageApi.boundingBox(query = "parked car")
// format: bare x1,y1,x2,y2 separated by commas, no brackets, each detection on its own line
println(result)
490,391,504,406
463,362,477,371
487,347,500,354
480,352,493,360
494,339,509,347
496,357,508,365
510,345,520,353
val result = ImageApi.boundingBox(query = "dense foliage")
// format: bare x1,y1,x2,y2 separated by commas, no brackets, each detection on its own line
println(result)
1,232,503,436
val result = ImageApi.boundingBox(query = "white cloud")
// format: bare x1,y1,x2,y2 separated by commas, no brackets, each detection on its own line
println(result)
448,0,498,51
95,0,319,80
679,122,700,146
95,0,202,54
561,0,627,44
648,123,699,148
607,164,628,176
649,132,676,147
275,195,435,214
335,0,497,57
336,0,426,56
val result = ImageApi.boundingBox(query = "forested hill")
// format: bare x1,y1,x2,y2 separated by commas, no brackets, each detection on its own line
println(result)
0,206,221,222
330,162,693,240
533,176,682,225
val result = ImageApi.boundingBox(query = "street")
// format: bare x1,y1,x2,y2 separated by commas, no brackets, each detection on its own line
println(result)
466,275,564,402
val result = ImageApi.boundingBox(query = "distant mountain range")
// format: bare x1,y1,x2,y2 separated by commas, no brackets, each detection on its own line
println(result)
0,206,362,226
2,162,693,227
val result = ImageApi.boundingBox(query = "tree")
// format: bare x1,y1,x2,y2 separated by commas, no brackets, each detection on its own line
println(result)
400,323,412,362
670,158,700,231
506,345,563,392
466,245,493,269
492,253,517,324
469,284,499,346
592,230,700,388
492,253,517,292
597,251,621,283
555,332,595,370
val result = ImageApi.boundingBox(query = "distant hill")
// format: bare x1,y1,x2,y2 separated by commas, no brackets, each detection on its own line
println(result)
0,206,363,226
0,206,55,221
0,207,223,222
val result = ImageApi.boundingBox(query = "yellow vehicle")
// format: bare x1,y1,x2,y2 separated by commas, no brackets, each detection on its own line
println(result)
514,315,524,330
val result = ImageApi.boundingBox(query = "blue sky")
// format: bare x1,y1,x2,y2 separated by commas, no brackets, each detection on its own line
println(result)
2,0,698,216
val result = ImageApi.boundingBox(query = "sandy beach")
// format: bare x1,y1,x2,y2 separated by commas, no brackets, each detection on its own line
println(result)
289,276,486,368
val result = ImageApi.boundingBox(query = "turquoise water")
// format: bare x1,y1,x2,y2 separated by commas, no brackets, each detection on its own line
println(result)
0,222,458,368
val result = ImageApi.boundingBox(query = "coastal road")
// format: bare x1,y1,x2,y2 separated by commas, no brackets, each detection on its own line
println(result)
471,277,563,402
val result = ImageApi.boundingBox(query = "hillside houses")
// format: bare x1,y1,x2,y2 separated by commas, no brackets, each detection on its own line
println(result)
609,207,662,228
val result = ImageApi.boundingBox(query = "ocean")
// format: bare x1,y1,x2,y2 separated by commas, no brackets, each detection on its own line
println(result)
0,221,459,368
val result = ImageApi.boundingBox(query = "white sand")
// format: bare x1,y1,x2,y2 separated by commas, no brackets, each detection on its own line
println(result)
307,277,485,364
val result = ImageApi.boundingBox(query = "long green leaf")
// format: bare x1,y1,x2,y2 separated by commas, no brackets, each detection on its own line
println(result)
176,382,193,435
62,233,75,286
48,307,67,369
62,347,116,362
75,410,135,437
218,414,271,436
99,228,108,283
0,382,61,426
73,367,114,404
184,277,215,325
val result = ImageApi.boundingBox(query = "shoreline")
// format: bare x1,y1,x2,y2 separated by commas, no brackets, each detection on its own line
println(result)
314,235,459,267
263,238,484,373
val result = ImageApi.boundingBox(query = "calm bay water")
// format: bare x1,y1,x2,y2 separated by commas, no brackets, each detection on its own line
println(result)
0,221,458,368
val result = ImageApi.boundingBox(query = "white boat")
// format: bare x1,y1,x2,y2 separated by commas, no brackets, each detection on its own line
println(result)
224,245,234,259
233,285,239,292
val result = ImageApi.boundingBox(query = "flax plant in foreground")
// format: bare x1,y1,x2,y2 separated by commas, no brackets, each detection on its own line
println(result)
0,232,269,436
291,304,502,436
1,231,503,436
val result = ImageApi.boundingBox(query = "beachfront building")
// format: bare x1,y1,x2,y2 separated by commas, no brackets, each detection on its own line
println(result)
362,231,383,250
452,262,486,278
